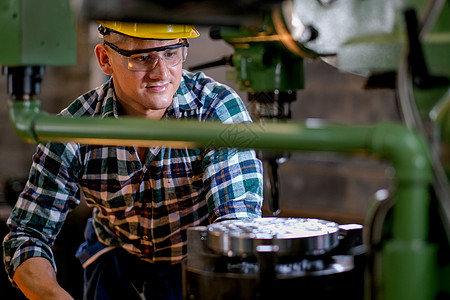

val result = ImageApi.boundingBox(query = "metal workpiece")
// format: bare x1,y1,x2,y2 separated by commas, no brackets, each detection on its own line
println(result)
205,218,340,257
184,218,364,300
183,255,358,300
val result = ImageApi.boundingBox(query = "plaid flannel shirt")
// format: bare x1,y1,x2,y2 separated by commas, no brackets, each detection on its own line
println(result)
3,70,263,281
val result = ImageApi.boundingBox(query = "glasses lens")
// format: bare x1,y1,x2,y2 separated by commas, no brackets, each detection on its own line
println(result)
126,47,187,72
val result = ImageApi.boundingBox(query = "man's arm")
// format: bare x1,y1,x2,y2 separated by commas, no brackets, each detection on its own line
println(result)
203,147,264,222
13,257,73,300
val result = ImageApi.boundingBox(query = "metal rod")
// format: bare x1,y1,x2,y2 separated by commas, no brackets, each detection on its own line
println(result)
9,100,432,182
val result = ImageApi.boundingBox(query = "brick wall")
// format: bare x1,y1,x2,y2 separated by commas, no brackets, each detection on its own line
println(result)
273,61,400,223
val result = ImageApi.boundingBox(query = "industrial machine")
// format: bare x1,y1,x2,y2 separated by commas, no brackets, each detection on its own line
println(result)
183,217,365,299
1,0,450,299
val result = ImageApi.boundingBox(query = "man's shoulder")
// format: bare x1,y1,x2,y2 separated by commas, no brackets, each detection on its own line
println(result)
181,70,233,96
180,71,251,122
60,80,112,117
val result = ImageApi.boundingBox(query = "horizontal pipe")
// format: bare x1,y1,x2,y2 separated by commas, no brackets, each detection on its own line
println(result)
9,100,432,183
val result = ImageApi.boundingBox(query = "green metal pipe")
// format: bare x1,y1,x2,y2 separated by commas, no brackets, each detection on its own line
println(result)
10,100,373,151
9,99,432,192
370,123,433,239
8,100,43,144
433,90,450,144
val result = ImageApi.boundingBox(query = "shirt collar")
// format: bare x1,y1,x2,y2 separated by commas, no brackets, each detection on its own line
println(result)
99,78,120,119
166,70,203,118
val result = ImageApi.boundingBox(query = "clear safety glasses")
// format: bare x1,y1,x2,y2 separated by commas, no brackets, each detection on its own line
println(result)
104,40,189,72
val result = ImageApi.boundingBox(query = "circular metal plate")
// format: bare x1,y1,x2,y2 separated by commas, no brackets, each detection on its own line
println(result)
206,218,340,257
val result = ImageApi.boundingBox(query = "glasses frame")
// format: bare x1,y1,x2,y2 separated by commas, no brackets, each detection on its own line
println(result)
103,40,189,57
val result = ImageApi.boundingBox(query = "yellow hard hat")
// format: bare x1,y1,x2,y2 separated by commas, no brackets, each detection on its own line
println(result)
98,21,200,39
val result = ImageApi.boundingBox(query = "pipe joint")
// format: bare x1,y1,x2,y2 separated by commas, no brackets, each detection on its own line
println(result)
8,100,43,144
371,123,433,184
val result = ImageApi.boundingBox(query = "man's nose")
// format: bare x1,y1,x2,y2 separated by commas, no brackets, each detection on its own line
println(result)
148,57,169,79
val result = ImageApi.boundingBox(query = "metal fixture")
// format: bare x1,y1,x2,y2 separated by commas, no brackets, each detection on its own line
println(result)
183,217,365,300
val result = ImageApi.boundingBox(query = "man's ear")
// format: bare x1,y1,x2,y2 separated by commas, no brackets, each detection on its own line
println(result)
95,44,113,75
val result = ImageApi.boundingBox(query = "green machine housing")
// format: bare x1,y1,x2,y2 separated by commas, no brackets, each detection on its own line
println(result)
0,0,76,66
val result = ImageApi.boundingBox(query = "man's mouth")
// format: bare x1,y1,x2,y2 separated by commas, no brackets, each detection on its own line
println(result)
146,83,169,92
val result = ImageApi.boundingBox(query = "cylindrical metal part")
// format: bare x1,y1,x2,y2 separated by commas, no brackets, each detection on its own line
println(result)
3,66,45,100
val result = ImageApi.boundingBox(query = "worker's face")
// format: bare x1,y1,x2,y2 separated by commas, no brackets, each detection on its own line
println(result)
96,37,184,117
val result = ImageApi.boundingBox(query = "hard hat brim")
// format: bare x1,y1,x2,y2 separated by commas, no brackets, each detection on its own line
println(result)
98,21,200,39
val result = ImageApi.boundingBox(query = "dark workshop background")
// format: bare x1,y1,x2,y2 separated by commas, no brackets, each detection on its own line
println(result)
0,19,399,299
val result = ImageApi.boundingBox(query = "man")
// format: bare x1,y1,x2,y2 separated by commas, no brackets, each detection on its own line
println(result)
3,21,263,300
